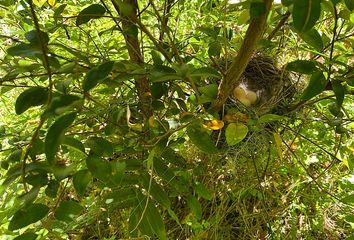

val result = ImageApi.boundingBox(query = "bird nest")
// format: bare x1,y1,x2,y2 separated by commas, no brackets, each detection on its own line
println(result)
227,54,296,115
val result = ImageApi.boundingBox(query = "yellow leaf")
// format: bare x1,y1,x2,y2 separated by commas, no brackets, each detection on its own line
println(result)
47,0,56,7
203,119,224,130
273,132,283,160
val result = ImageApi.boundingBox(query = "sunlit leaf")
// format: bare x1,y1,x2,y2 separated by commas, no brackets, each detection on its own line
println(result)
225,123,248,146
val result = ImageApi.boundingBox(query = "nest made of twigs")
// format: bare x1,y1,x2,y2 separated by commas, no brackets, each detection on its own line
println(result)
225,54,297,115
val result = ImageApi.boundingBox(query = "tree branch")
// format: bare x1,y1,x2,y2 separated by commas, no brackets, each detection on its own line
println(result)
210,0,273,112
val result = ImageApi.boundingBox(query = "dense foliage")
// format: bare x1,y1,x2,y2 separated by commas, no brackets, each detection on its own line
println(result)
0,0,354,239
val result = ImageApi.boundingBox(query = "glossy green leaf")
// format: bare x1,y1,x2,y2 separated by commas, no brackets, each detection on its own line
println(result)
76,4,106,26
7,43,41,57
301,71,328,101
186,123,218,154
225,123,248,146
8,203,49,230
54,200,83,222
286,60,317,74
331,80,345,108
300,28,323,51
62,137,85,153
342,195,354,204
149,65,181,83
293,0,321,32
15,87,48,115
86,154,111,182
345,0,354,11
83,61,114,92
85,136,113,157
45,112,77,164
14,232,37,240
73,169,91,196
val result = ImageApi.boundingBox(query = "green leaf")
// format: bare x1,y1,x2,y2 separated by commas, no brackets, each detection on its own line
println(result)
76,4,106,26
345,0,354,11
73,169,91,196
8,203,49,231
15,87,48,115
14,232,37,240
62,137,85,153
250,2,266,17
85,137,114,157
193,182,212,200
142,175,171,209
7,43,41,57
191,67,221,79
300,28,323,51
199,84,218,103
225,123,248,146
286,60,317,74
25,30,49,45
208,41,221,57
54,200,83,222
186,123,218,154
86,154,111,182
331,80,345,108
45,180,60,198
45,112,77,164
293,0,321,32
7,149,22,163
51,164,75,181
43,94,82,117
149,65,181,83
187,195,202,220
301,71,328,101
258,114,287,124
83,61,114,91
342,195,354,204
